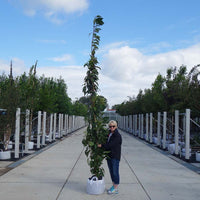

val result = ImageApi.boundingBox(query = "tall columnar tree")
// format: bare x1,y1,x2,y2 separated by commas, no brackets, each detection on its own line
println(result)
82,15,108,179
0,64,18,148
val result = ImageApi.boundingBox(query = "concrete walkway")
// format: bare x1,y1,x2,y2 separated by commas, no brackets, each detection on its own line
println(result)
0,127,200,200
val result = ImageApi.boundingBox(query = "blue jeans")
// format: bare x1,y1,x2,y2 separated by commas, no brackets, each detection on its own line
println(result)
107,158,120,185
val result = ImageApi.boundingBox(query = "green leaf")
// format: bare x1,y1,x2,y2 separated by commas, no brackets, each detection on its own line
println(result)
88,141,94,147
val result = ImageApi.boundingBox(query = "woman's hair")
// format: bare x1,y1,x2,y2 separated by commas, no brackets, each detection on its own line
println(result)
108,120,118,128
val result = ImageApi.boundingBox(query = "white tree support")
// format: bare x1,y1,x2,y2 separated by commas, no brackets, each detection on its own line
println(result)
157,112,161,146
49,113,53,142
37,111,41,149
42,111,46,146
135,115,138,136
58,114,61,138
15,108,20,159
66,114,69,134
141,114,144,139
150,113,153,143
53,113,56,140
129,115,132,133
138,114,141,137
25,109,30,154
185,109,190,160
61,114,63,137
64,114,67,135
146,113,149,141
175,110,179,155
163,112,167,149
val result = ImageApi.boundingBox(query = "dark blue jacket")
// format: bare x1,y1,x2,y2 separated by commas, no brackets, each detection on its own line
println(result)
102,129,122,161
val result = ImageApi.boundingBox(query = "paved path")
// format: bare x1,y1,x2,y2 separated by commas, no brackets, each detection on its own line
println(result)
0,127,200,200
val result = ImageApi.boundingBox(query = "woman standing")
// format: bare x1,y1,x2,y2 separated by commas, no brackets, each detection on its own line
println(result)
98,120,122,194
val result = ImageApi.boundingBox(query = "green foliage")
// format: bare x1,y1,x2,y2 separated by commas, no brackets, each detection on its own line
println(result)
115,64,200,116
0,61,86,141
72,100,87,117
16,64,72,115
79,95,108,111
17,62,39,112
82,15,109,179
0,73,18,142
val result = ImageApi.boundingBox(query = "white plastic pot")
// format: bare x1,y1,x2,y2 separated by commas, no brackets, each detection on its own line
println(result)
168,143,180,154
7,141,13,150
28,141,34,150
86,176,105,195
162,140,170,148
153,137,158,144
196,152,200,162
181,148,191,157
0,150,11,160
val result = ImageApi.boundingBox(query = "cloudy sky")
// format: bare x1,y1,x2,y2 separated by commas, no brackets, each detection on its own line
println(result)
1,0,200,107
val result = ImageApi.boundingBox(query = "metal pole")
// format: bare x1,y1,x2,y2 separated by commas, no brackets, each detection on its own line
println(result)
25,109,30,154
183,115,186,143
150,113,153,143
135,115,138,136
126,116,128,132
61,114,63,137
58,114,61,138
53,113,56,140
141,114,144,139
129,115,132,133
157,112,161,146
175,110,179,155
37,111,41,149
138,114,141,137
66,114,68,134
185,109,190,160
64,114,67,135
146,113,149,141
132,115,134,134
124,115,125,131
15,108,20,159
42,111,46,146
49,113,53,142
163,112,167,149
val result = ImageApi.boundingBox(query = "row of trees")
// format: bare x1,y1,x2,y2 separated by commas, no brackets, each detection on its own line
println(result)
0,62,88,142
0,63,88,116
0,61,109,141
114,64,200,116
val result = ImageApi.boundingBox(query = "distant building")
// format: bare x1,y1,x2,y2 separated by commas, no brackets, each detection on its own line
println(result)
103,108,118,121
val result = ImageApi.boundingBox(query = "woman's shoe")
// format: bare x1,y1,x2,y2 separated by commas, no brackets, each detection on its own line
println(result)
107,186,118,194
107,185,114,192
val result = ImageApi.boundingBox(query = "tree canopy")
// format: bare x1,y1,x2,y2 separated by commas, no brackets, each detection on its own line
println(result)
114,65,200,117
0,63,87,116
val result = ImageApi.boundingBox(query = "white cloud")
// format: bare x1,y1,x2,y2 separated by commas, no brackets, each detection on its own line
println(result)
2,43,200,108
37,65,86,100
48,54,73,62
0,60,9,74
101,43,200,106
99,41,129,54
102,46,144,81
15,0,89,23
0,58,27,76
141,41,172,54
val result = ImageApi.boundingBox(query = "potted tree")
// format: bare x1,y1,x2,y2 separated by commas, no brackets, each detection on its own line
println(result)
82,15,109,195
0,67,18,160
0,110,11,160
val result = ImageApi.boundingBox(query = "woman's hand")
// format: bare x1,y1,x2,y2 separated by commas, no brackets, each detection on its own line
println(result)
97,144,102,148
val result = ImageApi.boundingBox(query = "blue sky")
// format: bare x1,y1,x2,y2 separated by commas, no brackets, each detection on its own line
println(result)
1,0,200,107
